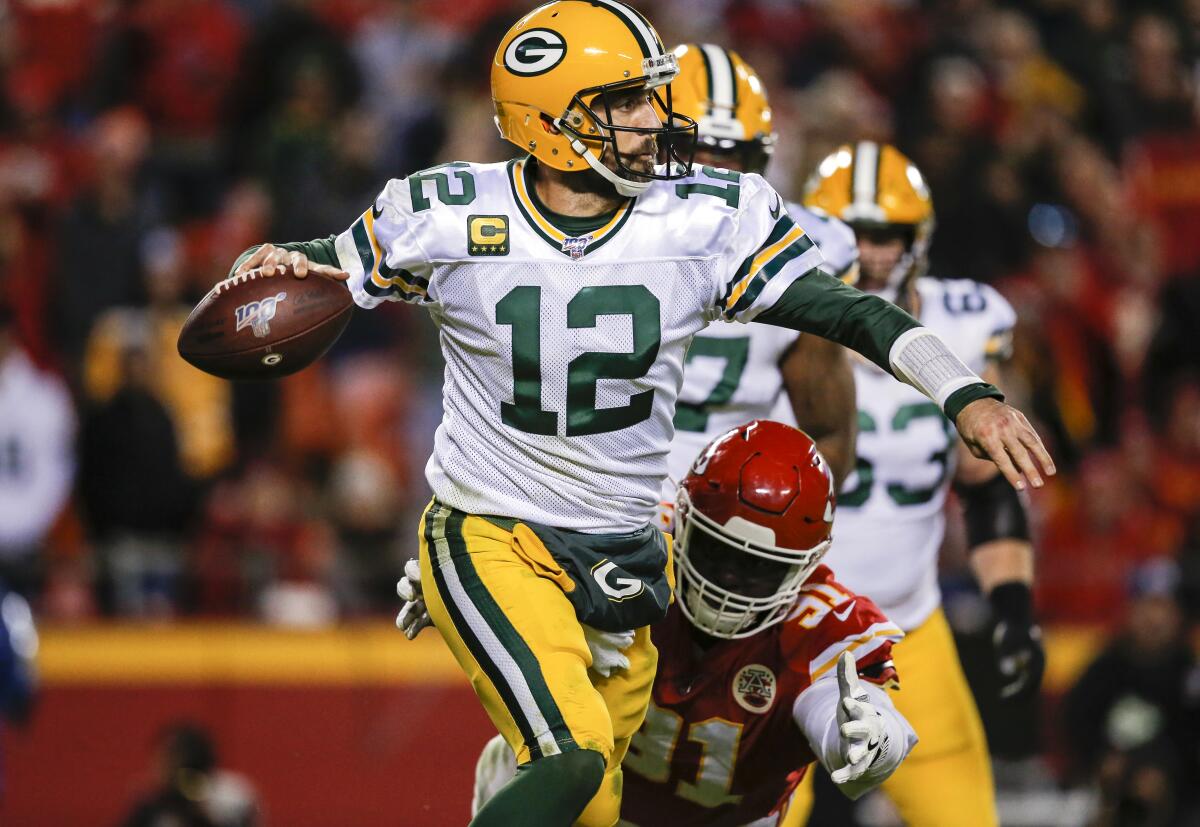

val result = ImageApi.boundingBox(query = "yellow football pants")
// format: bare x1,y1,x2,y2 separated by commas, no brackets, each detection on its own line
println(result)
782,608,997,827
418,501,659,827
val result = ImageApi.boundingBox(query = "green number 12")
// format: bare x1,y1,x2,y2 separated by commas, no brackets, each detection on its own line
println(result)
495,284,661,437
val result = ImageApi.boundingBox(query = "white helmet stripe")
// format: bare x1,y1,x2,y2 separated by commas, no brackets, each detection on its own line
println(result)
700,43,736,114
853,140,879,212
592,0,661,58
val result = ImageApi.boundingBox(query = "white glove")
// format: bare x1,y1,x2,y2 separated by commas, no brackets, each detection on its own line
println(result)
830,651,889,786
582,625,635,678
396,559,433,640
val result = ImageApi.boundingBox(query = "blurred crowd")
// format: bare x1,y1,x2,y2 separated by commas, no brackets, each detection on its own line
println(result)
3,0,1200,618
2,0,1200,816
2,0,1199,603
7,0,1196,621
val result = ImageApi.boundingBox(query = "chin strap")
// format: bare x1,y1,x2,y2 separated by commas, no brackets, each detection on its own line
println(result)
566,135,653,197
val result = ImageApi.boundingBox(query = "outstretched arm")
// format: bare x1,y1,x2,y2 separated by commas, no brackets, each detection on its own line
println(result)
756,271,1055,490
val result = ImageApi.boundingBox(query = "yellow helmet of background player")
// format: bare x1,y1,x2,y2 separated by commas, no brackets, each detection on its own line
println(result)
491,0,697,197
803,141,935,292
670,43,776,175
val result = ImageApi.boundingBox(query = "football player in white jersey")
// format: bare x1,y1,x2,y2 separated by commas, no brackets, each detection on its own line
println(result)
660,43,860,508
781,143,1047,827
225,1,1052,823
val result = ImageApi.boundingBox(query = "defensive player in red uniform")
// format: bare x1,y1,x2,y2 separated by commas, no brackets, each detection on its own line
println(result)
421,421,917,826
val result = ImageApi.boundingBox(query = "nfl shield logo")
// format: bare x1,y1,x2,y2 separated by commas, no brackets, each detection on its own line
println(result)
562,235,592,261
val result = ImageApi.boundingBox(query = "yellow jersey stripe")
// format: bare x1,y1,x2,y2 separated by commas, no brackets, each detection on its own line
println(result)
363,208,426,295
725,225,808,309
513,160,567,243
590,199,631,241
810,625,905,682
512,159,631,247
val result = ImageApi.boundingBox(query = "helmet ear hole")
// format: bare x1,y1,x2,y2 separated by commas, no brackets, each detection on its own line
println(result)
539,115,561,135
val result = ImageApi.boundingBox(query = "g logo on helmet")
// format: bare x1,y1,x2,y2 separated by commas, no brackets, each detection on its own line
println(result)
504,29,567,77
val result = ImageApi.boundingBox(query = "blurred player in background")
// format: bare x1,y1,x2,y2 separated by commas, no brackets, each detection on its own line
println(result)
660,43,859,505
784,143,1047,827
466,421,918,826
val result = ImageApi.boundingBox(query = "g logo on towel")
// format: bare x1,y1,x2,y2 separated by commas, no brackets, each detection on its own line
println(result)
592,560,645,602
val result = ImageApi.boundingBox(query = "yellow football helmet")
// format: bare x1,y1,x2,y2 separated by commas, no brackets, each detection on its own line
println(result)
491,0,696,197
803,141,935,292
670,43,776,174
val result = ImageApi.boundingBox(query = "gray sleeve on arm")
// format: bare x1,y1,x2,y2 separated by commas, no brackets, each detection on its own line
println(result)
754,270,920,374
228,235,340,279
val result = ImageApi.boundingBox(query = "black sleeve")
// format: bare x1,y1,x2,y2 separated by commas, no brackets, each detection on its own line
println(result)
227,236,340,279
955,473,1031,548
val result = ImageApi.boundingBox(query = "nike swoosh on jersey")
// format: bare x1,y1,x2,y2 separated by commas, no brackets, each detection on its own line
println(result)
372,200,385,220
769,194,782,220
833,600,856,622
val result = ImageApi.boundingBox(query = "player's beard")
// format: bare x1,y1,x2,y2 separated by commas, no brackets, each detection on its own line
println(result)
603,137,658,180
557,138,657,199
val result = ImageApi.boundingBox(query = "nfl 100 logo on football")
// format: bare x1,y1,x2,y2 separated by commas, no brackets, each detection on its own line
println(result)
732,663,777,713
235,292,287,339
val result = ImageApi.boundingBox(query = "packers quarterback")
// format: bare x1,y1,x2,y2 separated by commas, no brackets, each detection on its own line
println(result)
783,143,1048,827
231,2,1052,824
659,43,860,501
469,422,919,826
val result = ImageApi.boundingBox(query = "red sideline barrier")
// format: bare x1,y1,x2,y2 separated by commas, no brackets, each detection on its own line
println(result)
0,621,1112,826
3,684,491,826
0,623,494,826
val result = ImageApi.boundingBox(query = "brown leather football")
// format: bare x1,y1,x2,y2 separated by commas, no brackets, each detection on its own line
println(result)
177,268,354,380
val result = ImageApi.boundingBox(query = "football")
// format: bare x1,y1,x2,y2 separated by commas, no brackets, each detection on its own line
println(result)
177,268,354,380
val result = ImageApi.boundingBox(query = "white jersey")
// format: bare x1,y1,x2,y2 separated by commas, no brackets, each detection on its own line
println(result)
822,278,1016,630
661,203,858,508
335,160,825,532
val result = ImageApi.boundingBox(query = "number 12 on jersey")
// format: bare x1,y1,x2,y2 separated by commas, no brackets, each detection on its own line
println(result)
495,284,661,437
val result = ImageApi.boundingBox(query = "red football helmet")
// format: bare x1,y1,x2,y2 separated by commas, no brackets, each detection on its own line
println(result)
675,420,836,639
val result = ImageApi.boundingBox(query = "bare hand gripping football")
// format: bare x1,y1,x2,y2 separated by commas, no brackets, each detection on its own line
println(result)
177,245,351,380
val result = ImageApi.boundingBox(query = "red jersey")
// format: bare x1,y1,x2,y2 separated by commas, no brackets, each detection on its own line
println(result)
621,565,902,827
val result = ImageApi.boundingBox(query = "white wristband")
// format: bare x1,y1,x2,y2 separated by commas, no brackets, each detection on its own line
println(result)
888,327,983,408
